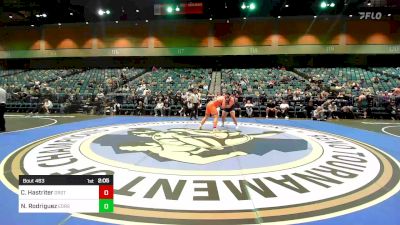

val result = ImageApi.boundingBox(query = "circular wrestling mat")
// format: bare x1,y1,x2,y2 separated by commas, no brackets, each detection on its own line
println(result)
0,117,399,225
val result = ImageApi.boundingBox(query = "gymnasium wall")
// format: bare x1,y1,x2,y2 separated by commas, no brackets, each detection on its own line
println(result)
0,17,399,58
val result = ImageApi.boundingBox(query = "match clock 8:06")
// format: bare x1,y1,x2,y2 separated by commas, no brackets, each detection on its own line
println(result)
98,177,110,184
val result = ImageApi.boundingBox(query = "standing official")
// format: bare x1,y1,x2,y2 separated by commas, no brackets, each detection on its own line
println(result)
192,89,200,120
0,86,6,132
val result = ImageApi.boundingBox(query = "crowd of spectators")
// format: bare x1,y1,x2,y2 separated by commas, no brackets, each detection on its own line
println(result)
1,67,399,120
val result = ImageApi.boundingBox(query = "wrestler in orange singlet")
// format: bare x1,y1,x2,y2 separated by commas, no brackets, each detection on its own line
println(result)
199,93,230,131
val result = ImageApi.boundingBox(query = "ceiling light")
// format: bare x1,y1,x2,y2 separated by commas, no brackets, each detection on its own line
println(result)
249,3,256,10
105,10,110,14
166,6,173,13
321,2,327,8
330,3,335,7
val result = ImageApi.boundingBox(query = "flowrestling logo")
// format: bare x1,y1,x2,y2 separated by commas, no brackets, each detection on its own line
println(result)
1,121,399,224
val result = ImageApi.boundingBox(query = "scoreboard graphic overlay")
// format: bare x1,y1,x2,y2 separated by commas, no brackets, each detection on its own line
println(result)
0,117,399,225
19,175,113,213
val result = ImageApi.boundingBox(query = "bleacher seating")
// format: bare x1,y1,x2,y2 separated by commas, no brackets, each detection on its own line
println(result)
222,68,309,97
0,67,398,119
295,67,399,94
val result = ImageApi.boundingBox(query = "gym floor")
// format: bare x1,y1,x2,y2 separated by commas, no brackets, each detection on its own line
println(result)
0,114,399,225
4,114,400,137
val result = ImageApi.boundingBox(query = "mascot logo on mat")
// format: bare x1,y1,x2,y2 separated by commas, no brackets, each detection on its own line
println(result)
1,121,399,225
120,128,282,164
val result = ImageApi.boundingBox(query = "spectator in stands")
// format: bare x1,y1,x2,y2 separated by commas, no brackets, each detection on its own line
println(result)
285,89,293,99
360,78,367,88
372,76,380,84
358,93,368,119
328,101,338,119
337,91,345,99
154,100,164,116
244,100,254,118
234,95,242,118
381,91,391,105
136,101,144,116
143,88,151,96
42,99,53,114
181,91,190,116
293,92,301,101
121,85,130,93
97,91,105,100
393,86,400,107
305,100,314,118
203,83,209,91
279,100,290,119
192,89,200,119
60,99,71,114
163,99,171,116
120,72,128,85
259,91,266,104
112,100,121,115
253,80,259,89
341,105,355,119
166,76,173,84
34,80,41,90
388,101,397,120
313,106,326,121
268,80,275,88
322,90,330,99
266,99,279,119
166,89,174,98
352,82,360,91
281,75,289,83
240,78,246,87
275,92,283,102
247,86,253,94
143,92,150,106
187,91,195,120
0,86,6,132
90,97,102,115
136,83,146,94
